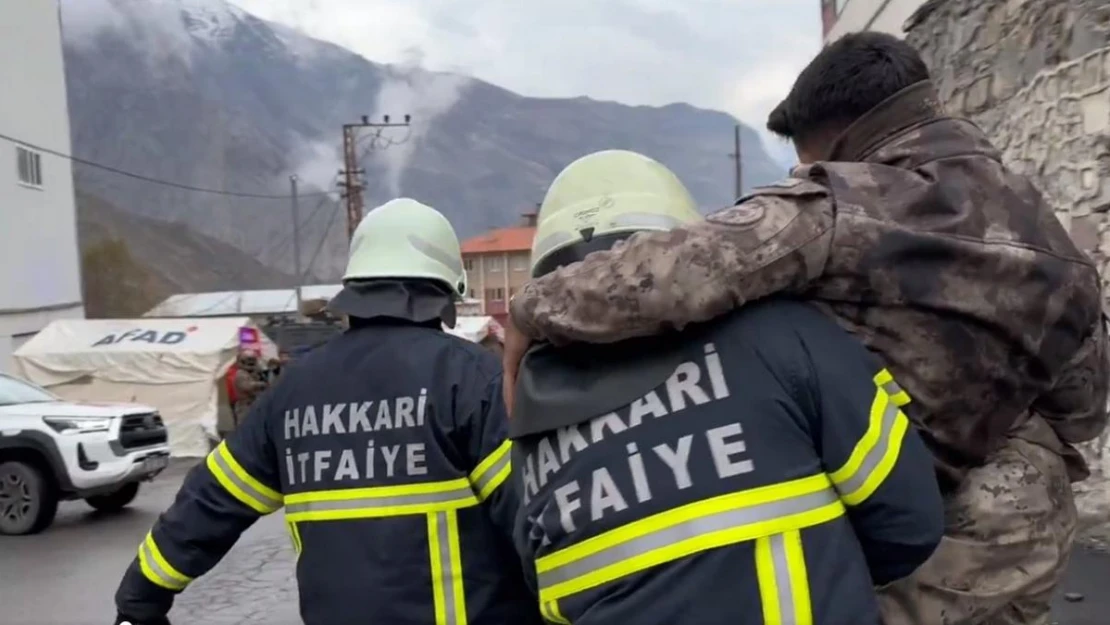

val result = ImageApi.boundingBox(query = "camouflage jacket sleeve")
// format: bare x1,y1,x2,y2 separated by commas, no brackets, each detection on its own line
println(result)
1033,315,1110,444
510,178,836,344
234,370,264,395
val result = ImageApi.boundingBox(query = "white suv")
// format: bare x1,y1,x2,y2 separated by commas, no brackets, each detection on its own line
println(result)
0,373,171,535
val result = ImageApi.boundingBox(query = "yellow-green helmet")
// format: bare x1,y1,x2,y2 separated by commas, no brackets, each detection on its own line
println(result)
531,150,701,277
343,197,466,297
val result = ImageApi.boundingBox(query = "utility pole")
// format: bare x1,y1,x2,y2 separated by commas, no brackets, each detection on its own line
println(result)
289,175,304,315
339,114,412,241
728,124,743,200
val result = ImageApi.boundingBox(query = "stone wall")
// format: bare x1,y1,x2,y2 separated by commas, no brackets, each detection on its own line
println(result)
907,0,1110,526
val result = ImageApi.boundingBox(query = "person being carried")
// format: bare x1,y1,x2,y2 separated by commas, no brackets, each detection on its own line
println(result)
509,149,944,625
504,32,1108,625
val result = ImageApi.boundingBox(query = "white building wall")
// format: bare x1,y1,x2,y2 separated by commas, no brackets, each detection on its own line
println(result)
0,0,84,374
825,0,926,43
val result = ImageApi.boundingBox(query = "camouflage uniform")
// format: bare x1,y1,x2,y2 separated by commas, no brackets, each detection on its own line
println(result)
511,81,1109,624
231,358,266,427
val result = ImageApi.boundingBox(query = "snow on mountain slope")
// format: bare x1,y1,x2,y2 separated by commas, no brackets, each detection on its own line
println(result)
59,0,785,280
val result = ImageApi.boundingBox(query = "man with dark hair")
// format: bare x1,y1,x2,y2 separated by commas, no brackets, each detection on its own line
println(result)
503,31,1108,625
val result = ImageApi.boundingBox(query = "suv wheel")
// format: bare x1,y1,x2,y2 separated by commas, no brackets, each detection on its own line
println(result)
0,460,59,536
85,482,140,512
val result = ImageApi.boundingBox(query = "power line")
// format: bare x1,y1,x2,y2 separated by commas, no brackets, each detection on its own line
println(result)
175,132,383,316
303,202,343,279
187,185,339,316
273,201,342,316
0,131,333,199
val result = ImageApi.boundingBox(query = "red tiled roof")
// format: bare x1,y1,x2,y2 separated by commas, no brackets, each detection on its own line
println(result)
460,226,535,254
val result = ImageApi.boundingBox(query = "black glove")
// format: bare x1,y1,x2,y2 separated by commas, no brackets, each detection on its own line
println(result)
114,614,171,625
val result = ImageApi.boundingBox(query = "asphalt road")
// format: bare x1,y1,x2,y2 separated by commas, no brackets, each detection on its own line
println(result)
0,461,1106,625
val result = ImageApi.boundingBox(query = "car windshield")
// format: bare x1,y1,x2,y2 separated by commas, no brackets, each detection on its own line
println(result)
0,374,59,406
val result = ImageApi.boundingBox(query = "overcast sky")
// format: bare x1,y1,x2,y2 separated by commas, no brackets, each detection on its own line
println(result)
234,0,822,147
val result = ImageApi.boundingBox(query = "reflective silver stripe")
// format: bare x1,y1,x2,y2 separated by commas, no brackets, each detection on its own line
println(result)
471,448,511,499
765,534,797,624
209,446,282,512
138,538,189,590
284,484,477,516
537,487,838,592
431,511,464,625
881,380,908,404
833,398,901,499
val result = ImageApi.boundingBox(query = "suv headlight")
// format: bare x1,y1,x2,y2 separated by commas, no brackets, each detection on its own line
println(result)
43,416,112,435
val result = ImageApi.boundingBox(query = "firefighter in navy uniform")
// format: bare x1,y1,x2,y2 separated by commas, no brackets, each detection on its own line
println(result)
508,150,945,625
113,198,544,625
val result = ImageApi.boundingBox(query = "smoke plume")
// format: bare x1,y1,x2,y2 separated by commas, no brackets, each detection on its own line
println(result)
369,47,471,197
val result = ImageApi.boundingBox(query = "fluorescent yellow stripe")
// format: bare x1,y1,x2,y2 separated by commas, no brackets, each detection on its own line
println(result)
137,531,192,591
285,498,478,523
783,530,813,625
286,478,472,504
205,442,282,514
538,474,831,573
889,390,911,407
476,460,511,502
840,412,910,506
217,442,282,502
828,391,886,486
287,521,303,555
829,368,911,505
755,536,782,625
445,511,468,625
542,600,571,624
428,514,448,625
470,439,511,482
206,453,267,514
540,502,842,602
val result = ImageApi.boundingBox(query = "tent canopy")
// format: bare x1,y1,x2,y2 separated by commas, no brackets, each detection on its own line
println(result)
13,317,276,386
447,316,504,344
13,318,277,457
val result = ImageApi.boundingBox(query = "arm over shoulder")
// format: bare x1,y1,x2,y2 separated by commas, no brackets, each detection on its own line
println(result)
510,179,836,345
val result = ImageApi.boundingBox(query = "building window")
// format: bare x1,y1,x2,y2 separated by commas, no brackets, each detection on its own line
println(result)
464,258,474,271
485,288,505,301
467,289,476,299
511,255,529,272
16,146,43,188
487,256,504,272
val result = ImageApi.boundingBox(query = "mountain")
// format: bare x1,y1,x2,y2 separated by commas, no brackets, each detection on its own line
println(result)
77,191,295,302
60,0,787,281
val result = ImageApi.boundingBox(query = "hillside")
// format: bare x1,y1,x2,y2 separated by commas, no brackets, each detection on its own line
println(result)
60,0,786,281
76,191,295,308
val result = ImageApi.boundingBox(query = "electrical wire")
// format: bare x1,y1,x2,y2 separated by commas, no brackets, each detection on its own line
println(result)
186,182,339,315
0,131,332,199
152,131,400,316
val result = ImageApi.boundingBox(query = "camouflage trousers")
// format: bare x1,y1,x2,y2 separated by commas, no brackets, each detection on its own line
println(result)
878,436,1078,625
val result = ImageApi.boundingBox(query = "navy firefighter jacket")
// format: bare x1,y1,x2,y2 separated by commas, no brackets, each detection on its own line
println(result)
509,299,945,625
115,320,544,625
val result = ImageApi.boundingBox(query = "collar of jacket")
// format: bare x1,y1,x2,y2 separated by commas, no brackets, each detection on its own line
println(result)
825,80,947,162
329,279,458,328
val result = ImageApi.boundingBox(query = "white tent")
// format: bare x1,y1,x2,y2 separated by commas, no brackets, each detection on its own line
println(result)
12,317,276,457
447,316,504,344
